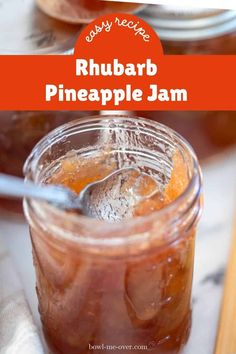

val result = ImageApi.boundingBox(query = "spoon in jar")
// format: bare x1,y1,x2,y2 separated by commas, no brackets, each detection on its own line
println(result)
0,169,158,221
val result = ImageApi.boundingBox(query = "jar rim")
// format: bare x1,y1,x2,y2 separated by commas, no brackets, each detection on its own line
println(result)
141,6,236,41
23,115,202,248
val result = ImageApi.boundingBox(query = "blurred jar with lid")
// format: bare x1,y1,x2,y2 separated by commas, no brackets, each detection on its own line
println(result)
138,7,236,161
142,6,236,54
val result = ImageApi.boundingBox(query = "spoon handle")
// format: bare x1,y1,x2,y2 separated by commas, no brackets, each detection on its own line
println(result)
0,173,69,206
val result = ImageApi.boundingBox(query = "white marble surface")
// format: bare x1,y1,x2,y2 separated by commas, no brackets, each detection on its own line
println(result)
1,149,236,354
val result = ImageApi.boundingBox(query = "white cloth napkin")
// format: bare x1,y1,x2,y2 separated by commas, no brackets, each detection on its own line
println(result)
0,236,44,354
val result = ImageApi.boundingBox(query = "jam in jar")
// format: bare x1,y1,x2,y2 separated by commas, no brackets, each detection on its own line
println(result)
24,116,202,354
36,0,145,24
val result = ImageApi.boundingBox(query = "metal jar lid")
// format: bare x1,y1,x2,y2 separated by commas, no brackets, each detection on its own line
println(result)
0,0,82,54
141,5,236,41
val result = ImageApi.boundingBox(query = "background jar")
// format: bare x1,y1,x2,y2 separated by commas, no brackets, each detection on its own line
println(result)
137,7,236,162
36,0,146,25
24,116,202,354
142,6,236,54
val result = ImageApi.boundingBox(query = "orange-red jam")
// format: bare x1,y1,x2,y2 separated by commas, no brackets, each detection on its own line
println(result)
29,150,195,354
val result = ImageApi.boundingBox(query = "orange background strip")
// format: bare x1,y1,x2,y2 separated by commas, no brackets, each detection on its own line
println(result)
0,14,235,111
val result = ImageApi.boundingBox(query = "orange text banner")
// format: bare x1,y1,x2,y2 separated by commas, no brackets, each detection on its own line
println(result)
0,13,235,111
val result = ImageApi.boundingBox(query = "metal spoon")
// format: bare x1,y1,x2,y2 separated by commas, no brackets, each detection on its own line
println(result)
0,167,146,220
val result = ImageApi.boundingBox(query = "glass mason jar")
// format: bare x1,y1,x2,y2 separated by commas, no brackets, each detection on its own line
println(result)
142,6,236,54
0,111,96,213
23,116,202,354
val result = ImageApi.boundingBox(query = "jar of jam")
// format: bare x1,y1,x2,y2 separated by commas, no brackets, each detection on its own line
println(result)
141,6,236,54
0,111,96,213
24,116,202,354
36,0,146,24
